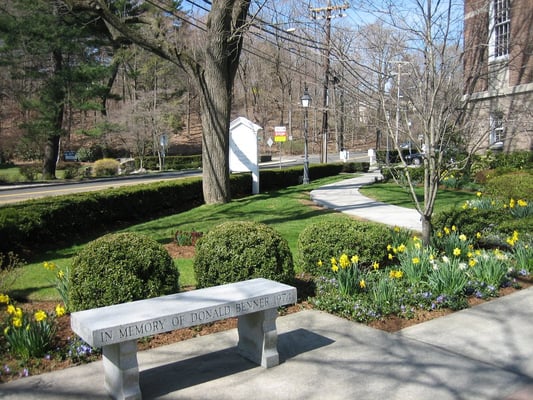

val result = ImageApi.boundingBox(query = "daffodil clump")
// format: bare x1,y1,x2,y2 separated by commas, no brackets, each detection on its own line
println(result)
0,294,65,361
461,192,532,218
43,262,70,312
311,225,531,323
329,254,366,296
432,225,475,261
504,230,533,274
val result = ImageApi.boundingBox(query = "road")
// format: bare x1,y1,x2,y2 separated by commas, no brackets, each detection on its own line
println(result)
0,171,200,205
0,153,370,205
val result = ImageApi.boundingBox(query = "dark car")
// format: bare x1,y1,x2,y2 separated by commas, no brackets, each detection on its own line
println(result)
404,152,424,165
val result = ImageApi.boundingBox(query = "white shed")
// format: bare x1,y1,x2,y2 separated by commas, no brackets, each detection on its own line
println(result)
229,117,262,194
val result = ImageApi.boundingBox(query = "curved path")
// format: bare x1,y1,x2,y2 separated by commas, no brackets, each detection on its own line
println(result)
310,171,423,232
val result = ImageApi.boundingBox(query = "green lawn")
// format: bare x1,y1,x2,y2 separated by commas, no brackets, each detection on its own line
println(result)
359,183,476,214
6,176,477,301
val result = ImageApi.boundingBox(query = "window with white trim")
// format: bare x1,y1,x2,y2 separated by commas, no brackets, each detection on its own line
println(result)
489,112,505,144
490,0,510,59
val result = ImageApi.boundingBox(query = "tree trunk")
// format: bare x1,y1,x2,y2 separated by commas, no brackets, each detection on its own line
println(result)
197,71,232,204
42,49,65,180
421,214,432,246
190,0,250,204
43,135,61,179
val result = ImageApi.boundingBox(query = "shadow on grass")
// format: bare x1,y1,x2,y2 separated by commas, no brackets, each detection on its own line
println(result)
9,285,55,303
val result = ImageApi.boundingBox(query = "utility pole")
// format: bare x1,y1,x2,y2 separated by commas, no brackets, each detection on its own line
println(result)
311,1,349,163
391,60,409,147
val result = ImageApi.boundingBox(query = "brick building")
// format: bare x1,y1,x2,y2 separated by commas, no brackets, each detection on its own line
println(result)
463,0,532,152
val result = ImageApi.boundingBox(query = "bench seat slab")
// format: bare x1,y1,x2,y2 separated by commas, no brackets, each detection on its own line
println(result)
70,279,296,400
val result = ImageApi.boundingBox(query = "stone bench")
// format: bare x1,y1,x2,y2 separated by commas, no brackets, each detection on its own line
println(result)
70,278,297,400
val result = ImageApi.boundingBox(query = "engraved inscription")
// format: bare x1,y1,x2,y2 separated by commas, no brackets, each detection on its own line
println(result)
235,296,271,313
91,288,296,346
191,305,231,323
119,319,165,339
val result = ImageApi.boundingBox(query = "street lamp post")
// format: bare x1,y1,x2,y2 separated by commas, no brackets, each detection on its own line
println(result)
301,86,312,184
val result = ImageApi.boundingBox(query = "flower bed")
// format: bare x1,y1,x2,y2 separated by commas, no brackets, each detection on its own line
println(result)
311,225,532,323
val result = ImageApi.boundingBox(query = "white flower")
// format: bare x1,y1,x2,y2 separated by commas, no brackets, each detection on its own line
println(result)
442,255,450,264
459,262,467,270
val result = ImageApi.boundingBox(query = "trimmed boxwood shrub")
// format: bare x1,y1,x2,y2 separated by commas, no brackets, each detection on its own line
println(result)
484,171,533,201
193,221,294,288
93,158,120,177
298,218,394,275
433,208,533,239
69,232,180,311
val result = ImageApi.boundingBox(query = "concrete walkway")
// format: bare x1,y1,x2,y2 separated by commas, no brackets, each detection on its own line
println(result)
310,171,423,232
1,171,532,400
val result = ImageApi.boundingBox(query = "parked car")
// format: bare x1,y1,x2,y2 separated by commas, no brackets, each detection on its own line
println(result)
399,141,413,150
404,152,424,165
63,151,78,162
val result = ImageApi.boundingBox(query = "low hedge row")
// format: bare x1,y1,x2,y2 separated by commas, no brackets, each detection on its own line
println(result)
0,162,369,258
135,155,202,171
0,177,207,257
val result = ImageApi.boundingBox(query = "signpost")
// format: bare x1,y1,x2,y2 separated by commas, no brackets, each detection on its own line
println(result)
274,126,286,169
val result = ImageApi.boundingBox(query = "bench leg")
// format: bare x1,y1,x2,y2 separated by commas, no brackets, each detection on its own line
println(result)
237,308,279,368
102,340,141,400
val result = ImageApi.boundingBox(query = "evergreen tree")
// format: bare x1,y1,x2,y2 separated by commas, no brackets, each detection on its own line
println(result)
0,0,117,178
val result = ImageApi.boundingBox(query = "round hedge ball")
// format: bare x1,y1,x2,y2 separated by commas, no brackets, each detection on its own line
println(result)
193,221,294,288
69,232,180,311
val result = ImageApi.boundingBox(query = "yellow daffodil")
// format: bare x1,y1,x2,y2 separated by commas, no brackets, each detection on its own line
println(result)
12,317,22,328
394,226,400,232
331,265,339,273
57,270,65,279
397,244,406,253
453,248,461,256
452,225,457,232
6,304,15,315
517,199,527,207
476,232,482,239
387,244,393,251
351,255,359,264
0,293,9,304
372,261,380,270
330,257,337,266
43,261,56,271
389,270,403,279
34,310,47,322
55,304,66,317
468,258,477,267
412,257,420,264
444,227,450,235
459,234,467,241
509,198,515,208
339,254,350,269
359,279,366,289
388,253,394,260
476,191,482,197
414,242,421,249
317,260,323,267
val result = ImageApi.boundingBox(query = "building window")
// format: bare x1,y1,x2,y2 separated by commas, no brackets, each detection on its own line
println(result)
490,0,510,59
489,112,505,145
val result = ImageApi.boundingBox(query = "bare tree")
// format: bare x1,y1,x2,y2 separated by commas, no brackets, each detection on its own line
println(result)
355,0,467,244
